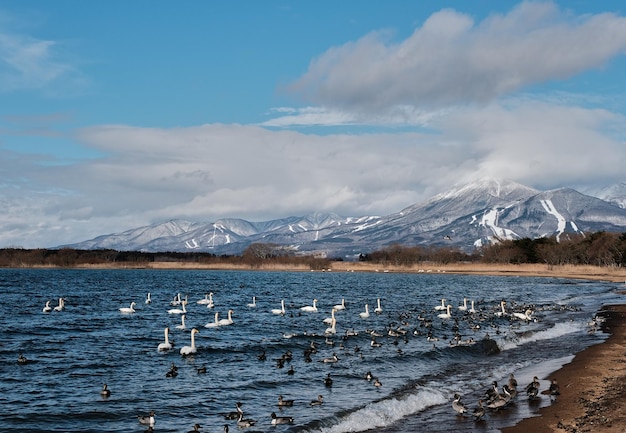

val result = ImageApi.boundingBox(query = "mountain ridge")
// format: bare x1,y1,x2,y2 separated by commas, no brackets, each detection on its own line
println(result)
60,178,626,258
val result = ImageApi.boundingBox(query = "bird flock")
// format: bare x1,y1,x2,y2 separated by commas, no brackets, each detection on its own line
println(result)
32,287,584,432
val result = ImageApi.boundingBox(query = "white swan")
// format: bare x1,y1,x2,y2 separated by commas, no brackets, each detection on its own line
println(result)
495,301,507,317
435,298,446,311
247,296,256,308
197,292,213,306
271,300,286,315
323,308,336,325
205,312,220,328
374,298,383,314
301,299,318,312
218,309,234,326
512,309,533,321
168,300,187,315
333,298,346,311
469,300,477,314
180,328,199,356
53,297,65,312
145,292,151,304
359,304,370,319
170,293,182,306
43,300,52,313
119,302,136,314
437,304,452,319
458,298,468,311
175,314,186,330
325,317,337,335
157,327,172,351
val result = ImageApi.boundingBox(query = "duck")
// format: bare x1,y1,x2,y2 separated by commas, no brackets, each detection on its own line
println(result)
452,393,467,415
157,327,172,351
333,298,346,311
247,296,256,308
145,292,151,304
53,297,65,312
100,383,111,397
205,312,220,328
42,300,52,313
374,298,383,314
278,395,294,407
138,410,155,426
324,373,333,387
300,299,318,312
270,412,294,425
237,413,256,428
437,304,452,319
271,300,286,315
472,400,485,421
322,353,339,363
224,402,244,420
180,328,199,356
197,366,207,374
310,394,324,406
119,302,136,314
17,354,28,364
166,363,178,378
217,309,234,326
526,376,541,400
373,377,382,387
187,424,202,433
359,304,370,319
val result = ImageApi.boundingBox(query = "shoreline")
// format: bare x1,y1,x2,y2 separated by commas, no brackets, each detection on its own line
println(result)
502,304,626,433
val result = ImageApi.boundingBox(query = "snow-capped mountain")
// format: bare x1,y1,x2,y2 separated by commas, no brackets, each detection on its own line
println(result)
61,178,626,258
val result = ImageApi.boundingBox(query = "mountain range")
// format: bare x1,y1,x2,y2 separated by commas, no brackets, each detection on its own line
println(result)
61,178,626,259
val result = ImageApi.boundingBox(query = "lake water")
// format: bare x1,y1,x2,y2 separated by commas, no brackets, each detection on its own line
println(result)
0,268,622,433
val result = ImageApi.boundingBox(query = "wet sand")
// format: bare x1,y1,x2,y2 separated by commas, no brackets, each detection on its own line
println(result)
502,304,626,433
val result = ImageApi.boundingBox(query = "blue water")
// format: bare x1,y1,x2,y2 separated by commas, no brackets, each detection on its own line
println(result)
0,268,622,433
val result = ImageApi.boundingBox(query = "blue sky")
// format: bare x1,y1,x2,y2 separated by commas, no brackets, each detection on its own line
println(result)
1,1,626,248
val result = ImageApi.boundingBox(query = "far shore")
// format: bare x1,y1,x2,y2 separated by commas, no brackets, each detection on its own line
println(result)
21,261,626,284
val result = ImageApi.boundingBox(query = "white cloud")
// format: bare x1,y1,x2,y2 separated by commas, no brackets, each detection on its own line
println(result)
287,2,626,111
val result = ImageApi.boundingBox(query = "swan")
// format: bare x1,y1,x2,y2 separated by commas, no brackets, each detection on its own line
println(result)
495,301,507,317
176,314,186,330
374,298,383,314
180,328,199,356
512,309,533,321
100,383,111,397
138,410,155,426
171,293,182,306
218,309,234,326
359,304,370,319
437,304,452,319
325,317,337,335
168,301,187,315
157,327,172,351
205,312,220,328
271,300,286,315
197,292,213,305
145,292,151,304
247,296,256,308
53,297,65,312
435,298,447,311
333,298,346,311
119,302,136,314
301,299,318,312
469,300,477,314
323,308,337,325
458,298,468,311
43,300,52,313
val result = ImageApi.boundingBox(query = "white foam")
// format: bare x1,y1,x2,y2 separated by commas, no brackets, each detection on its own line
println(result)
316,387,447,433
500,321,586,351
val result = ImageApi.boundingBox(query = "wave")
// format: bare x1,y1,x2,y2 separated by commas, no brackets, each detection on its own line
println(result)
499,320,587,351
308,387,447,433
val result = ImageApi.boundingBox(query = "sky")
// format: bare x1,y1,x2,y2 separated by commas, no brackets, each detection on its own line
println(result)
1,0,626,248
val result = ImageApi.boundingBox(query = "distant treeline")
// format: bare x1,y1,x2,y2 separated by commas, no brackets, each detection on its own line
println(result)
1,231,625,269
